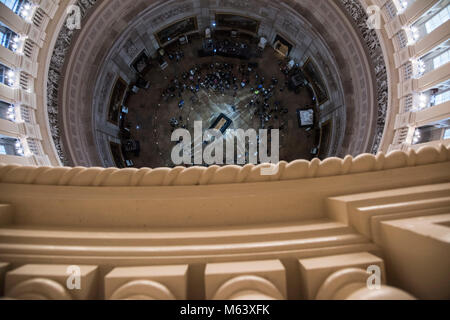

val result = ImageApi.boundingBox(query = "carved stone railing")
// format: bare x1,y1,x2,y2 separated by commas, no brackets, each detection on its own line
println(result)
315,268,415,300
1,145,448,187
0,146,449,300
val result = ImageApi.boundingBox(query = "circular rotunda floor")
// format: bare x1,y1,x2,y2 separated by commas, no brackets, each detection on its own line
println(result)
124,35,318,168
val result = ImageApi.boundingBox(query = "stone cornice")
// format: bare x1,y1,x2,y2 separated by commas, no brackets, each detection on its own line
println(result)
1,145,448,187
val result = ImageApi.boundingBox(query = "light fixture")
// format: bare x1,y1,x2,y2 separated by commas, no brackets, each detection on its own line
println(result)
410,58,426,78
413,129,421,144
411,27,419,41
405,25,420,45
5,70,16,87
6,105,15,121
419,94,428,109
418,60,426,76
19,2,34,21
14,139,25,156
9,35,23,53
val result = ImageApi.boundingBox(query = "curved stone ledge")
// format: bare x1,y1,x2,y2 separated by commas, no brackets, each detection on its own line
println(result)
0,145,448,187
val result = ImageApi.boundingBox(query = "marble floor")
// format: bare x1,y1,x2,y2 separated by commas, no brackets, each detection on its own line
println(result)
125,37,318,168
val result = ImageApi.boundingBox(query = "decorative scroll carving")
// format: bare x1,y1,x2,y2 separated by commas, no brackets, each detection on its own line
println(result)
0,145,448,187
339,0,388,154
47,0,98,165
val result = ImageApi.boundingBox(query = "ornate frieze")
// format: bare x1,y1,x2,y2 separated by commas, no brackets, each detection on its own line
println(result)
339,0,388,155
47,0,97,165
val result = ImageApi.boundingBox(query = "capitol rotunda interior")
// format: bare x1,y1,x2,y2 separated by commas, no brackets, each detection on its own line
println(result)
0,0,449,302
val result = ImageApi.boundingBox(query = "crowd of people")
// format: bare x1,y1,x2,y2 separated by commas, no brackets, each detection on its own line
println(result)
163,60,294,131
125,35,319,167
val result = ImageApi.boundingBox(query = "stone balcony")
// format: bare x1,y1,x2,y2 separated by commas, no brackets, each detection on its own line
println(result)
0,145,449,300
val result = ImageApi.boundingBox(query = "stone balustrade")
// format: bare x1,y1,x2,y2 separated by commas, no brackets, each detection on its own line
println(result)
0,145,449,300
0,144,449,187
0,0,449,301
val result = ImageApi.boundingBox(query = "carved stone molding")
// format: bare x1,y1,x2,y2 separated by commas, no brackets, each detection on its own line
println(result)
4,264,98,300
105,265,188,300
6,278,72,300
316,268,415,300
109,280,176,300
0,144,448,187
212,275,285,300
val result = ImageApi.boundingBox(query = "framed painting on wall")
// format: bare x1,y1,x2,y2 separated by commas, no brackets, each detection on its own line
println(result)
215,13,260,34
155,16,198,46
107,77,128,125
